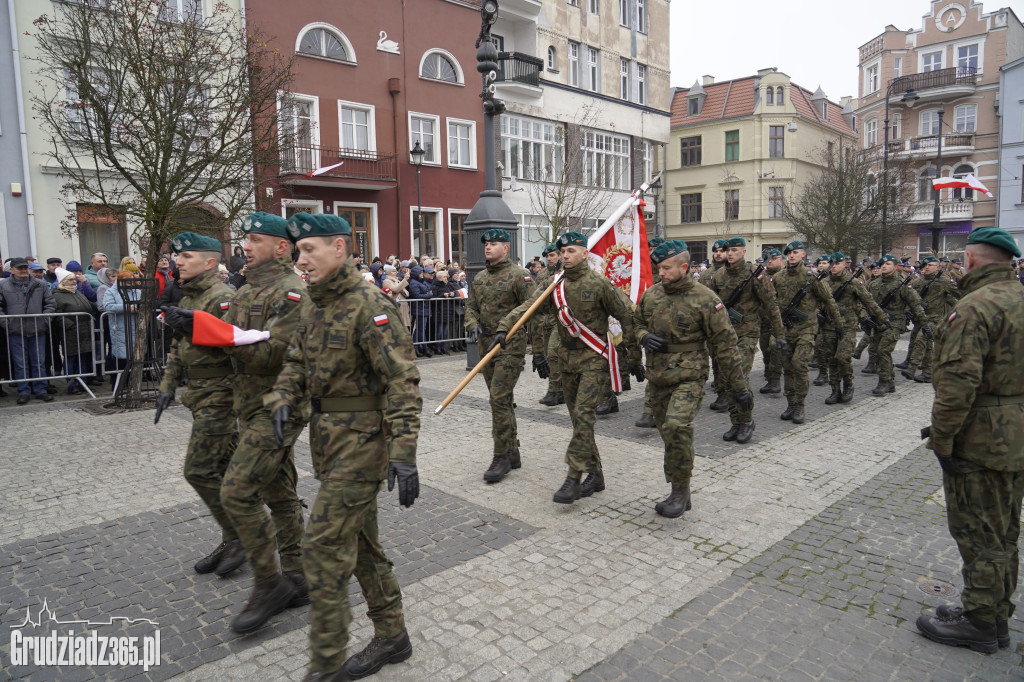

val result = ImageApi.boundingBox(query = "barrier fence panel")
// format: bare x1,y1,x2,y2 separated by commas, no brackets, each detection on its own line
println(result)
402,297,469,353
0,312,99,398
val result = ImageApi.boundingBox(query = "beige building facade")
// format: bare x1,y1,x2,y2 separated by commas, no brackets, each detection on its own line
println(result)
855,0,1023,260
664,69,857,263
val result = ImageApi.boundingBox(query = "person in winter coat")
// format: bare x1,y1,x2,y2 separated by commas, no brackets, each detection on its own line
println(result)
407,266,434,357
0,258,56,402
430,269,462,354
51,268,96,394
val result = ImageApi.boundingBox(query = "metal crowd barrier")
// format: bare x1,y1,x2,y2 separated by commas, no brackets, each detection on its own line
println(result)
400,296,469,350
0,312,100,399
98,309,169,397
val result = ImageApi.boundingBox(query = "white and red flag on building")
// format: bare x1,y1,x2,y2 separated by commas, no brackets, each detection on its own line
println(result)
190,310,271,347
932,173,993,197
306,161,345,178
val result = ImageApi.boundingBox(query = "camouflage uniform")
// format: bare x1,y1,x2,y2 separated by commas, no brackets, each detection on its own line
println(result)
532,262,562,395
759,316,782,381
927,263,1024,628
160,267,239,543
464,256,534,457
634,277,743,486
908,271,960,375
823,270,887,392
220,255,311,579
708,261,784,427
772,263,841,407
866,273,926,384
265,263,421,674
699,260,726,398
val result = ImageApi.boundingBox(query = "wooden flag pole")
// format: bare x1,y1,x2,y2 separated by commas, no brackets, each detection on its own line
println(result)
434,275,562,415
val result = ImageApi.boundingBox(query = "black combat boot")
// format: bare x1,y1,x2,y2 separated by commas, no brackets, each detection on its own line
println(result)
553,475,581,504
343,630,413,679
759,378,781,394
654,484,692,518
301,669,349,682
824,385,842,405
722,424,740,441
709,393,729,411
553,392,565,405
916,612,998,653
894,354,912,370
284,569,311,607
595,394,619,415
809,359,818,369
812,368,829,386
900,365,917,381
936,605,1010,649
852,347,863,360
483,453,512,483
871,379,894,396
634,412,656,428
194,540,234,574
790,404,805,424
914,370,932,383
839,378,855,403
580,471,605,497
861,359,877,375
508,447,521,470
231,573,298,633
539,391,559,406
214,538,247,577
621,375,631,391
735,422,755,444
780,402,796,420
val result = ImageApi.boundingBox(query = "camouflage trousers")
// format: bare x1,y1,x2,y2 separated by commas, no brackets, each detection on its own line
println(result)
546,326,562,394
943,463,1024,624
867,327,900,381
813,326,830,369
759,322,782,381
854,329,872,358
304,480,404,673
641,380,654,416
781,332,815,404
182,384,238,543
220,416,305,579
650,380,705,487
711,354,723,396
726,335,758,425
561,362,608,476
909,317,941,371
480,348,524,455
823,323,857,386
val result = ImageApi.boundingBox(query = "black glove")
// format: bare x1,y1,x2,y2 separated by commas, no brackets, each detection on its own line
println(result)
816,312,828,326
154,392,174,424
922,326,934,340
935,453,960,476
641,333,668,353
272,405,291,447
835,326,844,341
731,390,753,412
161,306,195,335
532,355,550,380
859,319,874,334
629,363,646,383
487,331,508,353
467,324,482,344
388,462,420,508
776,338,789,354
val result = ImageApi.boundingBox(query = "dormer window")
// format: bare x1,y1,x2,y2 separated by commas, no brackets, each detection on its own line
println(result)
688,97,701,116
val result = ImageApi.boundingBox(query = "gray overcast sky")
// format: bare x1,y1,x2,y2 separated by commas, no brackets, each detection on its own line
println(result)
669,0,1024,100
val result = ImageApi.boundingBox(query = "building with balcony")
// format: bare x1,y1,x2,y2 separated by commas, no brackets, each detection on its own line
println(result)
855,1,1023,260
491,0,671,260
249,0,485,262
997,55,1024,251
663,69,857,264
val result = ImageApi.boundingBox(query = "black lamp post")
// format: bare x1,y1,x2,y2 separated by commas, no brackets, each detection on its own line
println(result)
930,109,944,254
881,81,919,248
646,176,662,237
411,140,425,254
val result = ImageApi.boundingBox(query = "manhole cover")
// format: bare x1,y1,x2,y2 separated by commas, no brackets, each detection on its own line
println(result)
917,580,958,597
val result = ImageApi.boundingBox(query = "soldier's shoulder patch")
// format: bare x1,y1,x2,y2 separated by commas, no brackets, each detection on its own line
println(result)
757,273,764,280
286,291,302,302
220,301,231,310
714,302,724,311
948,311,957,323
524,275,532,282
373,313,389,327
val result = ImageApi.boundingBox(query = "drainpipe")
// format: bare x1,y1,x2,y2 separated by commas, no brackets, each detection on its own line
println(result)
9,0,38,257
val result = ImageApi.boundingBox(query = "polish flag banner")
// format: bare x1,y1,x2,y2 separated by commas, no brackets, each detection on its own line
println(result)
586,188,654,304
932,173,993,197
190,310,271,347
306,161,345,178
456,288,469,299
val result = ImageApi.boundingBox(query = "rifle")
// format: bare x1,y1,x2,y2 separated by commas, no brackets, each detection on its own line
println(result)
781,267,830,329
869,272,914,330
915,274,939,313
831,266,864,307
722,263,765,324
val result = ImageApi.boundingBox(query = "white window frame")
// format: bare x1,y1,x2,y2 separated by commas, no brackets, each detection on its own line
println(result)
338,100,376,153
446,117,477,170
277,92,321,172
953,39,984,76
586,46,600,93
547,46,557,72
65,67,110,141
161,0,202,23
864,118,878,147
864,59,880,95
409,206,444,260
921,50,944,73
636,0,646,33
280,199,323,217
295,23,357,64
408,112,441,165
768,186,784,219
418,49,465,85
334,201,380,259
620,58,630,100
920,109,941,136
588,0,599,13
581,128,630,190
890,113,902,140
500,114,564,182
893,56,902,78
619,0,630,27
954,104,977,133
636,63,646,105
568,42,580,88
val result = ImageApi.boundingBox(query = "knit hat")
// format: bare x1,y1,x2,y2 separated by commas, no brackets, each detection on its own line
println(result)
66,260,84,272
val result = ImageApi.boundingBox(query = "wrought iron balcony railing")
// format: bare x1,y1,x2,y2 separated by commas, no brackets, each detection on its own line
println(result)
497,52,543,87
280,145,396,181
889,66,979,94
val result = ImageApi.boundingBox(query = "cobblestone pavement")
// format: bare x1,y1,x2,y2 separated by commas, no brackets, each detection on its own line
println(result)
0,337,1019,680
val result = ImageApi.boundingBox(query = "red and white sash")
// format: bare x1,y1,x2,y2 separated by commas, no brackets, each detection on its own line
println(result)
552,277,622,392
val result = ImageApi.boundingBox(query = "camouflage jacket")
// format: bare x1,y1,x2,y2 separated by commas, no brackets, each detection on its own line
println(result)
910,271,961,319
465,256,534,356
867,272,926,333
528,262,561,350
826,271,887,329
223,255,312,423
265,264,421,482
928,264,1024,471
771,262,841,334
709,261,784,339
633,276,743,390
698,260,724,286
160,267,236,396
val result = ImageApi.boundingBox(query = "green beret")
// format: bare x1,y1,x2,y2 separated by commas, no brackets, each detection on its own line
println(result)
648,236,665,248
481,228,511,244
286,212,351,243
782,240,805,255
725,236,746,248
712,239,728,251
542,242,559,256
940,257,950,262
966,226,1021,258
831,251,845,263
170,231,221,254
650,240,688,264
242,211,289,238
920,256,939,265
764,248,783,259
879,254,898,264
556,231,587,248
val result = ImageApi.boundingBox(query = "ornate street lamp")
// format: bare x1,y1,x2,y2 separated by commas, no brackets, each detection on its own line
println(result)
931,109,945,254
411,140,425,254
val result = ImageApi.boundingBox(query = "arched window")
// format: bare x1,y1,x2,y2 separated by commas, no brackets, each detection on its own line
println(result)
296,24,355,63
918,168,937,202
420,50,463,84
775,86,783,103
766,87,774,105
547,46,557,71
952,164,974,201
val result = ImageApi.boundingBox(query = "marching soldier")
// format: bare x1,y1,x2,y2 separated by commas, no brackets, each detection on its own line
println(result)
535,243,564,407
771,241,841,424
903,256,960,383
708,237,786,443
635,236,666,429
701,239,729,411
866,255,930,396
917,227,1024,654
633,240,749,517
464,229,534,484
853,260,880,365
811,257,832,386
498,231,644,504
155,232,245,578
265,213,421,681
758,249,786,394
